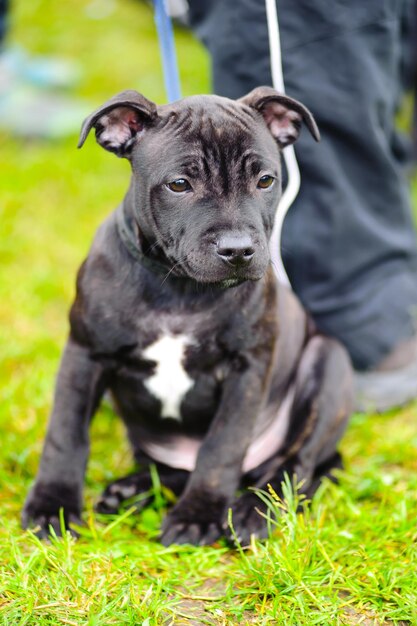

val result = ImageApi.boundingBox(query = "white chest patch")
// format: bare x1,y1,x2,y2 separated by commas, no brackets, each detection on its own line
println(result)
142,334,194,420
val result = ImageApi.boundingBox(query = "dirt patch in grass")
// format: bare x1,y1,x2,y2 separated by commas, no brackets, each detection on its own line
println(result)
163,579,259,625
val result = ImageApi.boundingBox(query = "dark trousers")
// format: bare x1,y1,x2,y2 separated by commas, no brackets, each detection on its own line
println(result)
189,0,417,370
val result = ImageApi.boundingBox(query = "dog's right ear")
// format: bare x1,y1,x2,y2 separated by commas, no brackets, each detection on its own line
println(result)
78,90,157,157
239,86,320,148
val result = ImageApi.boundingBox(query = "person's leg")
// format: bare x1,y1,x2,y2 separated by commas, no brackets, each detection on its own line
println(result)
0,0,9,47
189,0,417,380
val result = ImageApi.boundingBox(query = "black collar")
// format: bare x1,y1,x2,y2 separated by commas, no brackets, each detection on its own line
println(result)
116,205,174,276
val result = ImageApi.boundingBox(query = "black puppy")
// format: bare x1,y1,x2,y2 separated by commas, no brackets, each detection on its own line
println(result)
23,87,353,545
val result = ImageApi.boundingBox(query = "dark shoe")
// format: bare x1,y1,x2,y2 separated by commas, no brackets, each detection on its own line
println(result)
354,336,417,412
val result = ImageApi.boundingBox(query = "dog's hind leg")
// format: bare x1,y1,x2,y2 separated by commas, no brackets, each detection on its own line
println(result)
229,335,353,544
96,455,189,514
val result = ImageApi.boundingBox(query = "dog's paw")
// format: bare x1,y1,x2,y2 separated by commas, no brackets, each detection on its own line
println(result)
22,482,82,539
22,509,82,539
226,493,269,546
96,473,152,514
160,492,226,546
160,514,222,546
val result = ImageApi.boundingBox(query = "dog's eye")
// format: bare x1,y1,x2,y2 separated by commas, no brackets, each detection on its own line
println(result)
167,179,192,193
257,175,274,189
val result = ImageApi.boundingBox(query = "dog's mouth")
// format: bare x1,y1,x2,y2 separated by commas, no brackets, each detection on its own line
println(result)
140,235,267,286
178,257,267,287
215,277,247,288
157,256,265,287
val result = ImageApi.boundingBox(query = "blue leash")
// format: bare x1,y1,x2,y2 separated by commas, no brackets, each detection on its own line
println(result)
154,0,182,102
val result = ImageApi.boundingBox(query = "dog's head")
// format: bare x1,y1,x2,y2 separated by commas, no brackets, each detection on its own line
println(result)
79,87,319,286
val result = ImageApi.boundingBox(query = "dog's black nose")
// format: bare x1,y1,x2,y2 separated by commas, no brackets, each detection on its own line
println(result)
216,234,255,267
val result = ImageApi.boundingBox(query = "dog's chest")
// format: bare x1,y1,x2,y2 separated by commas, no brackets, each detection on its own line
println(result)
141,333,195,420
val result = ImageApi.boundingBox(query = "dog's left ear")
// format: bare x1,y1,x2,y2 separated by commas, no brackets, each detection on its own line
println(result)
78,90,158,157
239,86,320,148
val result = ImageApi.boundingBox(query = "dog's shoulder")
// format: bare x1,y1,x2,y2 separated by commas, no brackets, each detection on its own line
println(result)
68,208,144,350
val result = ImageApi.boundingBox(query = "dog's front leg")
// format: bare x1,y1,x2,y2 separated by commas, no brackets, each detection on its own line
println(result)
161,365,265,546
22,338,106,537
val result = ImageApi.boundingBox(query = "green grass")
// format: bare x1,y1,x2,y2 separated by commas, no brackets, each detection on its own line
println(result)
1,1,417,624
